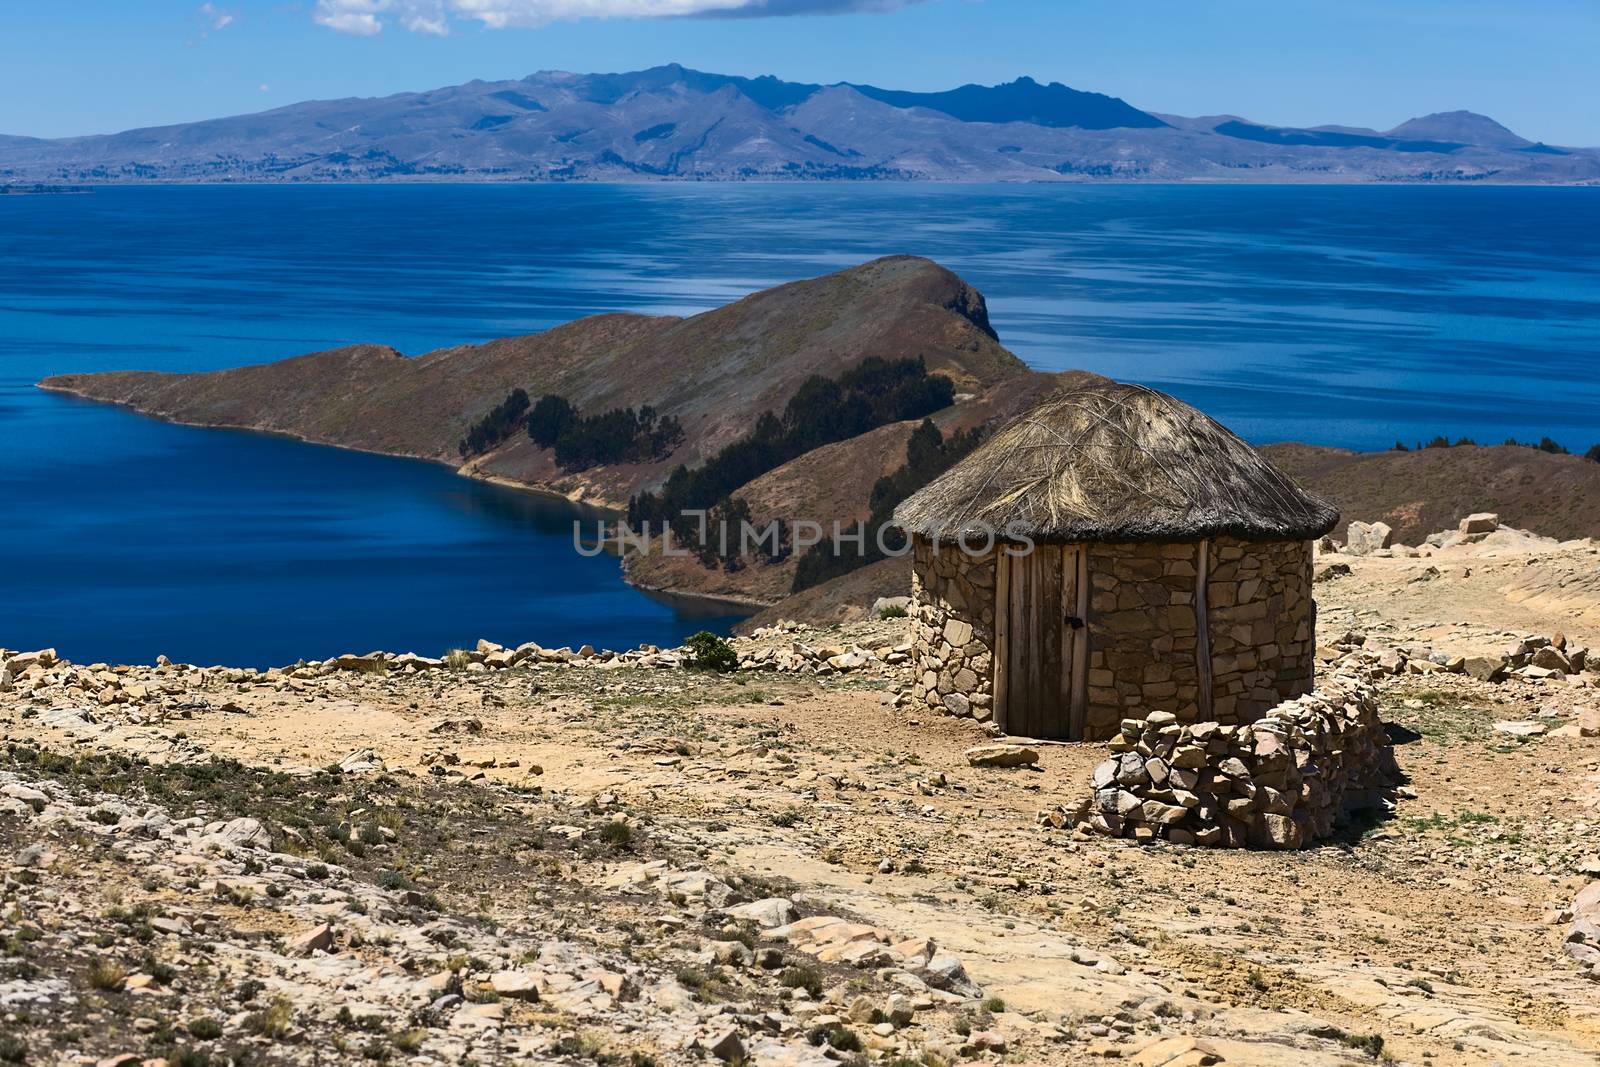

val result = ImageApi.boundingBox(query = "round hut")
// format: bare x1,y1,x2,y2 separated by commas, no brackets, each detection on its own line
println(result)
891,381,1339,742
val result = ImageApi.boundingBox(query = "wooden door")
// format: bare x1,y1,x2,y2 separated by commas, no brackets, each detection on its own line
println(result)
997,545,1087,739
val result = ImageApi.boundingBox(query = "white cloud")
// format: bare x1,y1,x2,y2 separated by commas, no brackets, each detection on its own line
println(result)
192,3,237,40
311,0,919,35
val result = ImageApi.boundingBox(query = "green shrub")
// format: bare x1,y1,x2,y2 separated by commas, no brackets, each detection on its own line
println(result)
597,822,635,850
187,1017,223,1040
779,966,823,998
684,631,738,672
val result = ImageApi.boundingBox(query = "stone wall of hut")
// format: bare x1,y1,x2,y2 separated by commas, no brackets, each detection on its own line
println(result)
908,538,997,722
907,535,1318,739
1083,542,1204,740
1205,536,1316,722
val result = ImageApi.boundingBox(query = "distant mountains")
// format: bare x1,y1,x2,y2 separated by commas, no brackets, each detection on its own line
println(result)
4,65,1596,184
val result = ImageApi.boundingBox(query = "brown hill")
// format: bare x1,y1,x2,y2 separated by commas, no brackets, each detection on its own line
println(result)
1262,443,1600,545
624,369,1094,605
40,255,1027,509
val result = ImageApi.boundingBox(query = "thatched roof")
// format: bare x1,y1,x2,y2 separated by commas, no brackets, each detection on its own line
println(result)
893,381,1338,544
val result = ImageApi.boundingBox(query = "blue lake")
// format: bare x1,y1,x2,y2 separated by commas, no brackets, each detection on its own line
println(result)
2,184,1597,667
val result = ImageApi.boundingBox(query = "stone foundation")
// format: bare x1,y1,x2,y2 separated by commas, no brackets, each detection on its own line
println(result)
908,538,997,722
1051,676,1396,849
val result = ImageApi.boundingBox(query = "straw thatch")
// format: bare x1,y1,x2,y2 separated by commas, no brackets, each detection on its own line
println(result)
894,381,1338,543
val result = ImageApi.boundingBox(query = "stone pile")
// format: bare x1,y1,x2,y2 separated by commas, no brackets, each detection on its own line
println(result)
1335,512,1504,558
0,626,906,710
1564,881,1600,982
1051,676,1396,849
1311,631,1594,688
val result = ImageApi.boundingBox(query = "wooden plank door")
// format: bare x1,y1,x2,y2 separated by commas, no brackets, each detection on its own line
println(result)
1003,545,1081,739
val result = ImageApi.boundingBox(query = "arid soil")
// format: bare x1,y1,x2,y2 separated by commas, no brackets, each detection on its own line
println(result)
4,528,1600,1066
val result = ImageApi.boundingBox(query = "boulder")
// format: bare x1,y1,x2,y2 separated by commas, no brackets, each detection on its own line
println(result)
965,744,1038,768
488,970,540,1001
286,922,334,956
1459,512,1500,534
1464,657,1508,683
1346,521,1394,555
872,596,912,616
724,897,798,929
202,817,273,851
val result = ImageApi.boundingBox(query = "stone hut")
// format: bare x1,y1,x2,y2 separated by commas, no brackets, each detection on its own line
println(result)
891,381,1339,742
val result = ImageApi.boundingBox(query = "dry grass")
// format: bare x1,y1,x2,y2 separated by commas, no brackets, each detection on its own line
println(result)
894,381,1337,544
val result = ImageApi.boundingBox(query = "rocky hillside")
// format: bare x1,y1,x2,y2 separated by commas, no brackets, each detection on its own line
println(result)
1263,443,1600,546
4,520,1600,1065
41,256,1029,511
4,65,1597,184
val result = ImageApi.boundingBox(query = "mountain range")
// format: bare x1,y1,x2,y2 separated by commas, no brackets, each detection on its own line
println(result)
4,65,1597,184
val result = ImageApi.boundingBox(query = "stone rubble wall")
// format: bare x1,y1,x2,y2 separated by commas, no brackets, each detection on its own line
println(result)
1206,536,1316,723
907,538,997,722
1051,675,1395,849
1084,542,1203,740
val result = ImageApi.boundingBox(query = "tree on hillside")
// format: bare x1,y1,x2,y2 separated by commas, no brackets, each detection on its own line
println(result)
458,388,530,458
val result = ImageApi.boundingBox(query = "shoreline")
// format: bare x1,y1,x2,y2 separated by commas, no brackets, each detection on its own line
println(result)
36,381,763,619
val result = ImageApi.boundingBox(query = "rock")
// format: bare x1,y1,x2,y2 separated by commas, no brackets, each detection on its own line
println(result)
1532,647,1574,673
965,744,1038,768
921,953,981,997
1130,1035,1224,1066
1459,512,1500,534
966,1030,1006,1053
338,748,385,773
488,970,540,1001
707,1027,745,1062
885,993,915,1027
872,596,912,616
1464,657,1508,683
286,922,334,956
724,897,798,929
1346,520,1394,555
202,817,273,851
1493,720,1547,738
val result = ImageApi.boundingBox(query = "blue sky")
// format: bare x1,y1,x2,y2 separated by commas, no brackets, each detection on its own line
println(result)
3,1,1597,144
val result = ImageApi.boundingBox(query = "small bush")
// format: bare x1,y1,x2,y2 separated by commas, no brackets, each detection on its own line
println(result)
391,1029,428,1053
0,1034,25,1064
242,997,294,1039
85,957,126,990
877,605,909,619
981,996,1006,1013
684,631,738,673
187,1017,223,1040
1336,1032,1385,1058
807,1025,862,1052
597,822,635,850
778,965,823,998
375,870,412,891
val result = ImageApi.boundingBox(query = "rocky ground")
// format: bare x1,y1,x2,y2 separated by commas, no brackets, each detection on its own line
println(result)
5,523,1600,1066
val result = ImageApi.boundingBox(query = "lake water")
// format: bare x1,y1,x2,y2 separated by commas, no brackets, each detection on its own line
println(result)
3,184,1598,667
